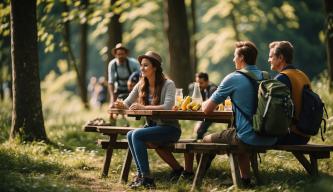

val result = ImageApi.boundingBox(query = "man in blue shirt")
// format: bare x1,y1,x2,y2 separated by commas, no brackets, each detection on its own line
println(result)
202,41,277,187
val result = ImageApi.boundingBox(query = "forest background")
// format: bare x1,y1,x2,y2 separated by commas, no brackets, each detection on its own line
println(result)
0,0,333,191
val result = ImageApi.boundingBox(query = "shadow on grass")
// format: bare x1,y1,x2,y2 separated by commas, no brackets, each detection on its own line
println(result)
0,148,86,192
257,168,333,191
150,161,333,192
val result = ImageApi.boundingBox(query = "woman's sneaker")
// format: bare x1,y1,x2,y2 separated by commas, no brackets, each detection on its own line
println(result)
129,177,156,189
128,175,142,188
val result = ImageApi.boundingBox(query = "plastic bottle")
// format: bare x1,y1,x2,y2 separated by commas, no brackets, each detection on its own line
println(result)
175,88,183,107
192,82,203,105
224,96,232,111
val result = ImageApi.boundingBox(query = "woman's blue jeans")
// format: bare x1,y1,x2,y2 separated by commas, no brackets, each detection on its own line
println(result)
126,125,181,177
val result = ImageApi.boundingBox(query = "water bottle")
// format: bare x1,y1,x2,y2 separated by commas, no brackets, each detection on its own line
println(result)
192,82,203,105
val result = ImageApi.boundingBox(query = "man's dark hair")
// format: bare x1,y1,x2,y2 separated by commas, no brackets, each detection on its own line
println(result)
269,41,294,64
196,72,209,81
235,41,258,65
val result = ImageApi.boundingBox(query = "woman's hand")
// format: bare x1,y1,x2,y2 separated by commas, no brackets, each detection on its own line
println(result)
109,100,125,109
129,103,145,110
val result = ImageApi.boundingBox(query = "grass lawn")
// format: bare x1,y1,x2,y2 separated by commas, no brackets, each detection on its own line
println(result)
1,74,333,191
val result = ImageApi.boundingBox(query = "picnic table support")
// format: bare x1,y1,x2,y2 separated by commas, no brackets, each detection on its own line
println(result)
102,134,117,177
292,152,319,176
191,153,210,192
250,152,261,185
229,153,242,188
119,149,133,183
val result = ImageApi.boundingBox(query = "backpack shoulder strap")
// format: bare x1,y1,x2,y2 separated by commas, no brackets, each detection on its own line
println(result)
280,69,311,119
237,68,258,81
114,62,119,83
126,59,132,76
262,71,270,80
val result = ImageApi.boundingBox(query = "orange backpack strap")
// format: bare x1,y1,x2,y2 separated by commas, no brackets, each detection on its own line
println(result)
280,69,311,120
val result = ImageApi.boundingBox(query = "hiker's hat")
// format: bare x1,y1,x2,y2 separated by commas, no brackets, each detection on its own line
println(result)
112,43,128,56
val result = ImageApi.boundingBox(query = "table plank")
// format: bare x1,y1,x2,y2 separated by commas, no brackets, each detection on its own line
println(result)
108,109,233,123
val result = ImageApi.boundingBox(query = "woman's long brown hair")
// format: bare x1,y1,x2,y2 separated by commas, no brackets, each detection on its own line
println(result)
138,58,166,105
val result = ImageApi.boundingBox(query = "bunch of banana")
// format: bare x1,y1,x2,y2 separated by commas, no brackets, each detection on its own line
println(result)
186,101,201,111
181,96,191,111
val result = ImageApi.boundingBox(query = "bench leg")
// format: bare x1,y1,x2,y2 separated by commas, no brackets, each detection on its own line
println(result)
119,148,132,183
292,152,318,176
191,153,209,192
229,153,241,188
101,134,117,177
250,152,261,185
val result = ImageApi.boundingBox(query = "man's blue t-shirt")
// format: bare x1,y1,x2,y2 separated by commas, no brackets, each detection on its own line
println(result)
211,65,277,146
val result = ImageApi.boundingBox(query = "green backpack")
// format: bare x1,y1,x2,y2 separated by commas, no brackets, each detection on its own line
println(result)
236,69,294,136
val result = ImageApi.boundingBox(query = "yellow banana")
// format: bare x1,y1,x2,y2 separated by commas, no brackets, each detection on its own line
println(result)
192,103,201,111
186,101,196,110
181,96,191,111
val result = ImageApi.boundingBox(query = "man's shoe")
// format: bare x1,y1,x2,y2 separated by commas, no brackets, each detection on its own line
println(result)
241,178,254,188
168,167,184,182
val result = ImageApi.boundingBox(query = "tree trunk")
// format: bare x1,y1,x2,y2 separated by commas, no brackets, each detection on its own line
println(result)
163,0,192,94
62,1,86,108
325,0,333,91
190,0,197,73
10,0,47,141
0,74,3,101
63,1,71,71
79,0,89,108
230,2,240,41
105,0,123,78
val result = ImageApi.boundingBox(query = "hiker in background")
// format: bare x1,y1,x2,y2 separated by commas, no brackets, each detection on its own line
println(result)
88,76,98,107
110,51,184,189
201,41,277,187
178,72,218,181
268,41,311,144
96,76,108,108
188,72,217,139
108,43,140,105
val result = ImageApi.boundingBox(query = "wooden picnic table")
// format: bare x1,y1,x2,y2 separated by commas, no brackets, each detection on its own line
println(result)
108,109,236,189
86,109,333,191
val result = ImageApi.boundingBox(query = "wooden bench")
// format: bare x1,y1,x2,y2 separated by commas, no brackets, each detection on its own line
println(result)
174,142,333,191
84,124,135,177
83,124,195,182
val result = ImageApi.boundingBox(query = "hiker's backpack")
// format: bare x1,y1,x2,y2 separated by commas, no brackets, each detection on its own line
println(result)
280,69,328,140
236,69,294,137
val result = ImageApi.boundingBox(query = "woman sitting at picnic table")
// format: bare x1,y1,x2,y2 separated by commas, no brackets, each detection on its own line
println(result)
111,51,184,189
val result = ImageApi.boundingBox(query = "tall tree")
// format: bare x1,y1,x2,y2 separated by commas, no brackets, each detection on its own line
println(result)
10,0,47,141
163,0,192,94
325,0,333,91
190,0,197,73
79,0,89,108
105,0,123,78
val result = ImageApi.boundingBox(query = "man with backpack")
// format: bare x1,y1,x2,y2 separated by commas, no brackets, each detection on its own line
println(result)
268,41,322,144
108,43,140,104
201,41,277,187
